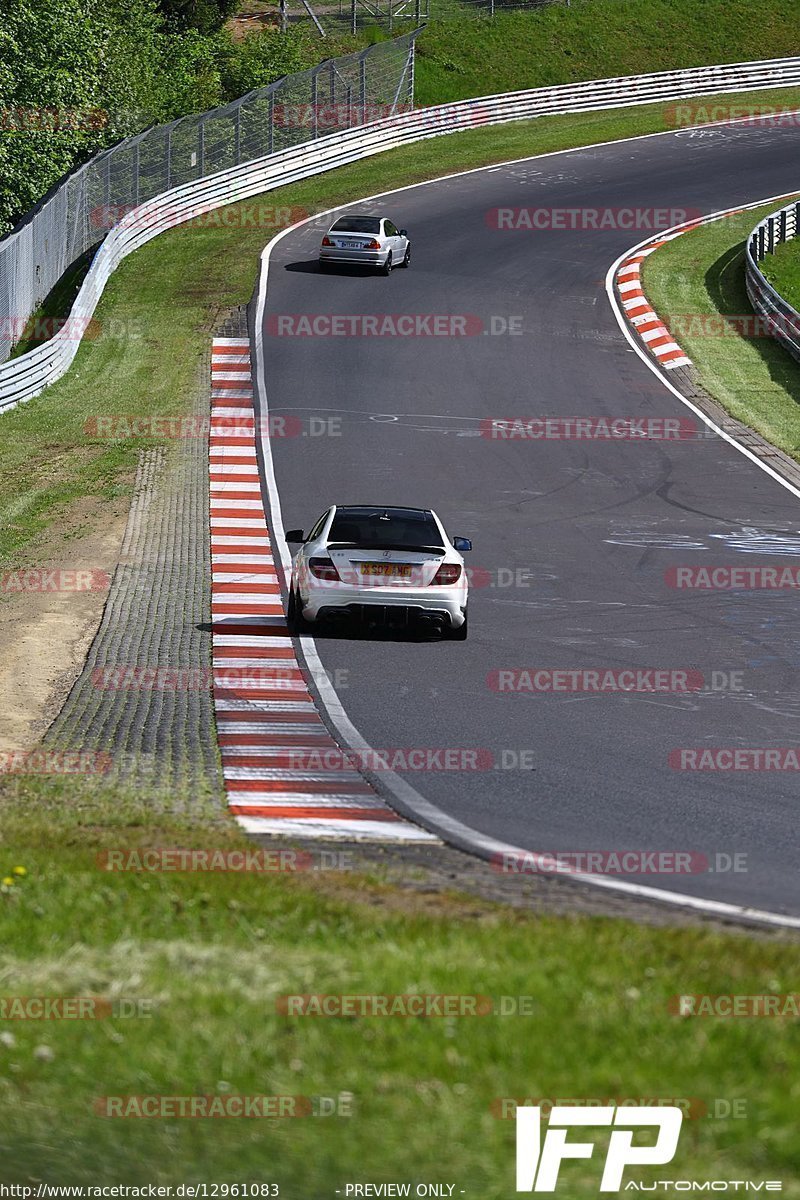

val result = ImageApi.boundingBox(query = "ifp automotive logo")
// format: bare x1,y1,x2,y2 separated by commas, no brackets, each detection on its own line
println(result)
514,1105,783,1192
515,1105,682,1191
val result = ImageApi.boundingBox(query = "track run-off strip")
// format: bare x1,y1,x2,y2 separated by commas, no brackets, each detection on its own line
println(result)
209,336,435,841
615,227,702,370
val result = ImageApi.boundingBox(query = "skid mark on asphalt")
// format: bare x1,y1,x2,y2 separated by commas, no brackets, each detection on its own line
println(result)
209,336,436,842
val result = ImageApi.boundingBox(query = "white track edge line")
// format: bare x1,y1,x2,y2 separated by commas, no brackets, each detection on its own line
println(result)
252,138,800,929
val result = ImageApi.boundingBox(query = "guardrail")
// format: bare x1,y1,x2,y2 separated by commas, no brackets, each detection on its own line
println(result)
4,52,800,412
745,198,800,363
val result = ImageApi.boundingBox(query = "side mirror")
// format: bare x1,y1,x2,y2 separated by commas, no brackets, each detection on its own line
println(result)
400,229,409,238
285,528,305,543
453,536,472,552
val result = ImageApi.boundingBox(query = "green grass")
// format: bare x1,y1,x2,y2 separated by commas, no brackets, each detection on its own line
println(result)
760,227,800,312
413,0,800,105
1,777,800,1189
4,84,800,571
643,200,800,459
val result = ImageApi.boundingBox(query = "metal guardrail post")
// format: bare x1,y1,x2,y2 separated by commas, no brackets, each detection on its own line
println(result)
745,197,800,366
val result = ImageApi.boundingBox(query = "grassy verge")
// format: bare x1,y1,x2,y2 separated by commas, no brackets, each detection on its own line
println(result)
643,200,800,458
1,776,799,1189
5,84,800,570
413,0,800,104
233,0,800,105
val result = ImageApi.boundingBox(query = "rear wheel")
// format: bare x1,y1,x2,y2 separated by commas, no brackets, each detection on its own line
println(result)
400,244,411,268
288,586,309,634
381,252,393,276
449,611,468,641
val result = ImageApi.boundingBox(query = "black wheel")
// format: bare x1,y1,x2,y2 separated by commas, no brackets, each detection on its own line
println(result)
449,611,468,641
381,252,393,276
400,243,411,268
288,586,308,634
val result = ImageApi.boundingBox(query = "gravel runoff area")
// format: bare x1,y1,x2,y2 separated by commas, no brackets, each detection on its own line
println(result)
41,315,244,793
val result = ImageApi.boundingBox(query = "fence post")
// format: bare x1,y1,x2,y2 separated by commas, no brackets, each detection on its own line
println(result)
268,89,275,155
234,106,241,165
351,0,357,34
359,48,369,125
198,119,205,177
133,141,140,206
165,126,172,190
311,68,319,139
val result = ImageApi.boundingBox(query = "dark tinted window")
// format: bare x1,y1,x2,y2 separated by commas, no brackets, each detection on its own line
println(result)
385,221,398,236
328,507,443,550
307,511,330,541
330,216,381,235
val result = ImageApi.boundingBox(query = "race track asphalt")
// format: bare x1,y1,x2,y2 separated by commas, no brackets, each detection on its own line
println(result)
257,118,800,915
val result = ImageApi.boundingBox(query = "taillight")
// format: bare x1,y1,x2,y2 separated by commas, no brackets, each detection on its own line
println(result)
431,562,462,586
309,556,340,581
366,239,381,250
321,236,333,247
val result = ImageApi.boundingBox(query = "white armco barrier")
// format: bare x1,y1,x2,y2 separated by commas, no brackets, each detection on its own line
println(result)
4,53,800,412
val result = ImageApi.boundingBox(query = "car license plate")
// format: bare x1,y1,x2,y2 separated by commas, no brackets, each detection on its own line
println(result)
341,240,365,250
361,563,412,578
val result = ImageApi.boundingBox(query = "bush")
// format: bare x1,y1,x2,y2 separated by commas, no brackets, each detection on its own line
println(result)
0,0,225,235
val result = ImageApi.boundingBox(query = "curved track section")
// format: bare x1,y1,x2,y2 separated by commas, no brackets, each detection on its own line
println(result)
255,119,800,919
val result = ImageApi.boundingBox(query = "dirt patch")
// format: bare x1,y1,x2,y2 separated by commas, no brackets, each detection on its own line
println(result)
0,494,128,753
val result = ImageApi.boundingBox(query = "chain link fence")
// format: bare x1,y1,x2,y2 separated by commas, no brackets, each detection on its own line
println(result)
0,32,417,365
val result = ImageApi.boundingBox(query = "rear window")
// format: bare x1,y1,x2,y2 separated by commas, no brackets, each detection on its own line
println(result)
328,507,443,550
330,217,382,235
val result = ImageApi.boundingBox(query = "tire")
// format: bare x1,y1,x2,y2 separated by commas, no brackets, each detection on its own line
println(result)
288,586,309,634
381,252,393,276
400,244,411,268
449,611,468,641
